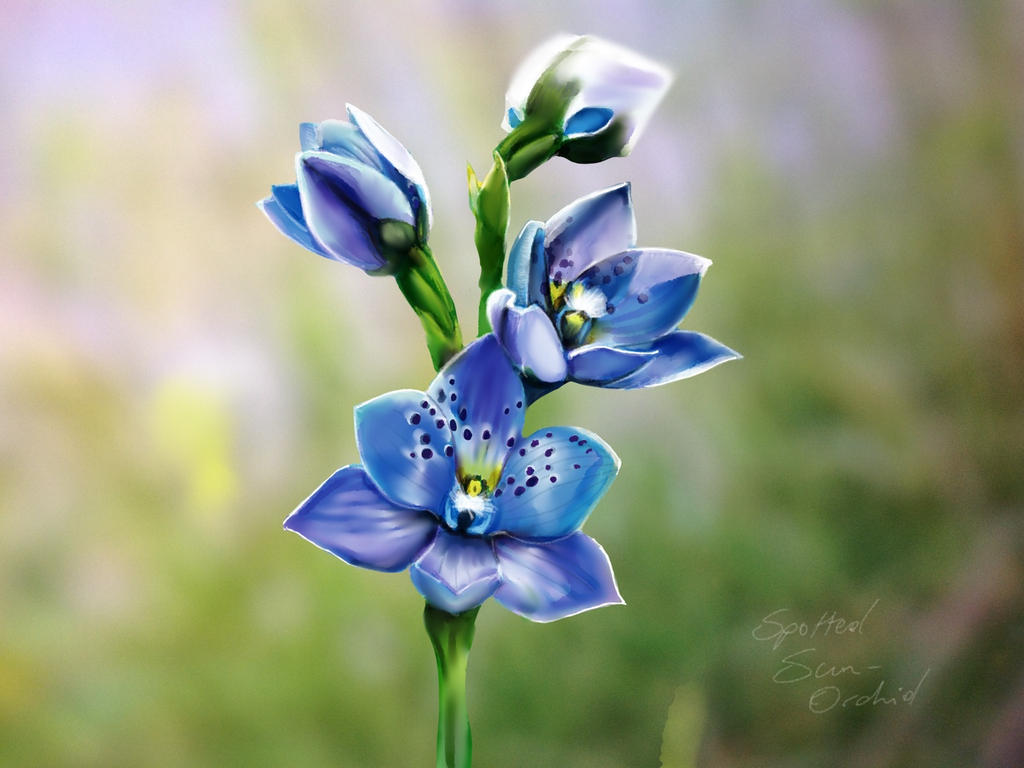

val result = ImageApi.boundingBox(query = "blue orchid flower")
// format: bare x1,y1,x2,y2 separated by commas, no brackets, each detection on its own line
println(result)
258,105,431,273
284,336,623,621
502,34,672,165
487,183,740,390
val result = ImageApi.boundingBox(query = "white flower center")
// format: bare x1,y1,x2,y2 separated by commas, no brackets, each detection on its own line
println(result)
564,284,607,319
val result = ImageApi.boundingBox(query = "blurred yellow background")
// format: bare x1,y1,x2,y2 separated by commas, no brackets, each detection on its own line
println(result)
1,2,1022,766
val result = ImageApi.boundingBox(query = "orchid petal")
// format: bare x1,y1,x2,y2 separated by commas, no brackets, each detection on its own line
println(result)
605,331,741,389
491,427,618,540
580,248,710,346
347,104,432,232
258,184,330,258
410,530,500,613
298,150,414,226
427,336,526,486
544,184,637,284
295,154,387,270
506,220,547,308
494,533,624,622
354,389,455,512
567,345,655,384
284,466,437,572
491,298,567,384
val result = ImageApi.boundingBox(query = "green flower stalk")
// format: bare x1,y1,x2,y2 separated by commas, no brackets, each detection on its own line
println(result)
424,604,479,768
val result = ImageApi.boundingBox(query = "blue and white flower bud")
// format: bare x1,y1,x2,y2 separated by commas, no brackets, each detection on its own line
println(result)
502,34,672,165
259,105,431,273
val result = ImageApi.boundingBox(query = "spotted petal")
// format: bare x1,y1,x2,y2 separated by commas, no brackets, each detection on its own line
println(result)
488,291,567,384
544,184,637,284
490,427,619,540
410,530,501,614
284,465,437,572
494,533,624,622
258,184,330,258
354,389,455,512
605,331,741,389
580,248,710,346
427,336,527,488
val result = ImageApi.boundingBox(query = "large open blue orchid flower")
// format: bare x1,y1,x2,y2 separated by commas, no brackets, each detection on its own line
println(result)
284,336,623,621
487,183,740,390
258,105,431,273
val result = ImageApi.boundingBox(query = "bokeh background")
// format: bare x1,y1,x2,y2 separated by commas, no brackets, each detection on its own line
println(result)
2,1,1022,766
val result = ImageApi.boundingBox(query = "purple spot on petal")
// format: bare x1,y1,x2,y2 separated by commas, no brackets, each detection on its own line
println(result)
448,377,455,385
420,400,429,409
519,448,526,456
429,407,436,415
559,258,569,268
637,293,649,304
586,448,593,454
602,275,611,285
544,448,554,457
531,439,540,447
421,448,433,459
494,489,503,497
574,464,581,469
409,413,421,425
546,432,553,438
436,419,445,429
606,303,615,314
459,407,468,421
545,464,551,470
569,435,578,442
506,437,515,447
526,466,534,476
450,393,457,402
445,445,453,457
550,476,557,483
463,428,473,440
526,476,539,487
623,254,633,264
516,400,523,409
420,434,431,445
613,265,624,276
514,486,526,496
409,452,416,458
449,419,457,431
438,389,445,400
482,429,491,440
503,407,510,415
507,476,515,485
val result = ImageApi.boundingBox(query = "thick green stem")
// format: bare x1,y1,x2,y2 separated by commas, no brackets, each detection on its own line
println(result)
393,245,463,371
424,603,479,768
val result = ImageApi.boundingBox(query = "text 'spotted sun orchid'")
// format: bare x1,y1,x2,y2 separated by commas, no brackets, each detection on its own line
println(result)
258,33,738,768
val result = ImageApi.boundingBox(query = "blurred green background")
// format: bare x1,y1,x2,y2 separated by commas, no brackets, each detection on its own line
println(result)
2,2,1022,766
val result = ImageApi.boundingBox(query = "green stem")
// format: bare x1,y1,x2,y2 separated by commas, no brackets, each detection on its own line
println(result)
393,245,463,371
424,603,479,768
495,118,561,182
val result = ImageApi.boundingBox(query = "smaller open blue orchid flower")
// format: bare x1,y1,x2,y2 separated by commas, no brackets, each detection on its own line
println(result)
487,183,740,389
284,336,623,621
258,105,431,273
502,34,671,165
